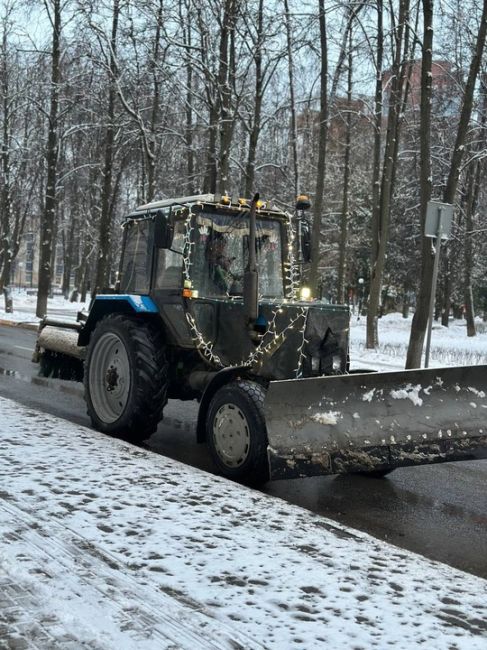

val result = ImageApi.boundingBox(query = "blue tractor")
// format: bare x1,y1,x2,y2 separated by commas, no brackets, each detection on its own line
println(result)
34,194,487,483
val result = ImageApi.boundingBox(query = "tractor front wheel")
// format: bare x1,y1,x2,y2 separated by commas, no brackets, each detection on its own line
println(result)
206,381,270,484
85,314,167,441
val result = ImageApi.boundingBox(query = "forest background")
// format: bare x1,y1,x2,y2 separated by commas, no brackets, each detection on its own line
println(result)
1,0,486,367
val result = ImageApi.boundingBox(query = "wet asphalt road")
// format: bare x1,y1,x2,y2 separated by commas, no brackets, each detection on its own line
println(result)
1,323,486,579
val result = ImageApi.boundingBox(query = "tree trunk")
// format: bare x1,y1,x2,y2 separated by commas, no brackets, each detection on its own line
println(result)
337,26,353,304
464,155,481,337
244,0,264,197
62,216,76,299
147,0,163,202
94,0,119,296
406,0,487,367
283,0,300,197
49,206,59,296
204,103,218,193
36,0,61,318
217,0,237,195
366,0,410,348
369,0,383,286
309,0,328,297
182,0,194,190
0,17,11,293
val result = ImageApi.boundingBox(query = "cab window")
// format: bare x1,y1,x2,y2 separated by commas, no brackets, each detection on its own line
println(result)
154,218,186,289
120,219,152,293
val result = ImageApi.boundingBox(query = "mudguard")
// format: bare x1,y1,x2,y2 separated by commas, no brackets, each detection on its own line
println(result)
264,365,487,480
78,295,159,345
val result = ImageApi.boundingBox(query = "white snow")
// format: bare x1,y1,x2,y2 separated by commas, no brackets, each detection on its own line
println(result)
350,312,487,371
0,397,486,649
469,387,486,398
390,383,423,406
0,289,86,324
362,388,376,402
311,410,341,425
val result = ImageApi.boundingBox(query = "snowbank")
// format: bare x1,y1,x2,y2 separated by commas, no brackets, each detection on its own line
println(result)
0,397,486,648
350,312,487,371
0,289,86,325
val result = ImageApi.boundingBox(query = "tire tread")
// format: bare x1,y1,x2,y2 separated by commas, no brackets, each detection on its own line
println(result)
84,314,168,440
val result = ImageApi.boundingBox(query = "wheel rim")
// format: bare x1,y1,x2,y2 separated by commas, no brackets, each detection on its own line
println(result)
212,403,250,468
89,332,131,424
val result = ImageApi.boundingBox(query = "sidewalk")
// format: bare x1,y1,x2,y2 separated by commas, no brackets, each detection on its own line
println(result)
0,396,486,649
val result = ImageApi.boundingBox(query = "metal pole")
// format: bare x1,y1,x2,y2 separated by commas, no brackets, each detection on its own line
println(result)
244,193,259,323
424,209,443,368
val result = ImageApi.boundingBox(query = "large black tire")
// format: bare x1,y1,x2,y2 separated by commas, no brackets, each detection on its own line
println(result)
84,314,168,441
206,380,270,484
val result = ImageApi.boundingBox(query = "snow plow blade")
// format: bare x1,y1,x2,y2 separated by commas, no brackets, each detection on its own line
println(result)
264,365,487,480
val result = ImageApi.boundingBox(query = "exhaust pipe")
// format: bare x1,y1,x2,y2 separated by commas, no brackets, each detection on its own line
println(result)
243,193,259,324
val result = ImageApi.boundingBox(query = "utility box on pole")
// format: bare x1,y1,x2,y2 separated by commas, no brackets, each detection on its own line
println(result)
424,201,454,368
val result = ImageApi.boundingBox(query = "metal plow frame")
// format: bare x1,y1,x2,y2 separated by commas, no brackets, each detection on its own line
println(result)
264,365,487,480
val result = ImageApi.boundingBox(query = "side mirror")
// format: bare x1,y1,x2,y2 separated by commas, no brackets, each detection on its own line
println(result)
154,210,173,248
301,219,311,263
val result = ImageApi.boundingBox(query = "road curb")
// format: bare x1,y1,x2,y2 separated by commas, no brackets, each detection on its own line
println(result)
0,319,39,331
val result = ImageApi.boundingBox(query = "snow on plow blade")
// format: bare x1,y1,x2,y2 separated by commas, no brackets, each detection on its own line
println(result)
264,365,487,480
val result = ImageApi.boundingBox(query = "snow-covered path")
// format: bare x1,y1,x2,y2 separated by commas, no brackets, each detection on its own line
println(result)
1,397,486,649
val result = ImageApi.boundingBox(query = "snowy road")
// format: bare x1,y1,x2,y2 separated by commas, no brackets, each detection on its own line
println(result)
1,396,486,649
1,323,487,583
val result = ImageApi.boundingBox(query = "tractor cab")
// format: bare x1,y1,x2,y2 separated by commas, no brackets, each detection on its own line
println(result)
118,194,350,377
120,194,290,300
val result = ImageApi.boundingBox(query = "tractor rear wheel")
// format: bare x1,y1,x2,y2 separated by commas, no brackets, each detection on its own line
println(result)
85,314,167,441
206,380,270,484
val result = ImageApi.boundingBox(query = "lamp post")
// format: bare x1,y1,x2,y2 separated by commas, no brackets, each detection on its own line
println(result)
17,262,24,292
357,277,364,320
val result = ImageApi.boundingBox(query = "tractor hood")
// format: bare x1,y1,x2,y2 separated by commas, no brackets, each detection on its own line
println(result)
255,302,350,380
188,298,350,380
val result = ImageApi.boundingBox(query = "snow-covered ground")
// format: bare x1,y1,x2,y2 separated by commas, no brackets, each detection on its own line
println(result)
1,396,486,649
0,289,86,325
349,311,487,371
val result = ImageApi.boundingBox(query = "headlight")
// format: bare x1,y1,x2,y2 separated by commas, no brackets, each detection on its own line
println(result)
332,354,342,371
311,356,320,373
300,286,312,301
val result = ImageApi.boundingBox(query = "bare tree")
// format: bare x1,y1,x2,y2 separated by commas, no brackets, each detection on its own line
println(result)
406,0,487,367
36,0,62,317
283,0,299,197
337,20,353,304
93,0,120,295
309,0,328,297
366,0,412,348
0,3,13,297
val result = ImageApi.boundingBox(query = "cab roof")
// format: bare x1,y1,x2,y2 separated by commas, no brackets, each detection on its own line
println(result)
129,194,288,220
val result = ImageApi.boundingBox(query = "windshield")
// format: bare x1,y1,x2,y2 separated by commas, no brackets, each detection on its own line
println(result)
190,212,284,299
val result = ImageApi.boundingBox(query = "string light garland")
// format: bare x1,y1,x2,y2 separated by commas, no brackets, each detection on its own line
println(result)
180,206,309,372
284,211,300,300
294,309,309,378
185,312,224,367
182,213,194,283
242,306,308,369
